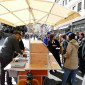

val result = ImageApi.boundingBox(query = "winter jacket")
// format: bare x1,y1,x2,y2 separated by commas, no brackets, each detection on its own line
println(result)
78,38,85,57
64,39,79,69
43,36,49,46
62,39,68,54
0,35,22,59
78,38,85,74
47,39,60,53
82,39,85,58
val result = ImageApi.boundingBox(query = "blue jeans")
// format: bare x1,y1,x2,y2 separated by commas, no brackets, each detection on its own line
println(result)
61,68,77,85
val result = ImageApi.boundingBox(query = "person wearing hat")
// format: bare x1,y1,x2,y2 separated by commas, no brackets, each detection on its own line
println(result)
56,33,79,85
14,31,25,57
65,31,72,35
43,31,51,46
0,30,23,85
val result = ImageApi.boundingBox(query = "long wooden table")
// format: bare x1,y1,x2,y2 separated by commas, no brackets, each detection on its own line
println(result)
4,54,61,85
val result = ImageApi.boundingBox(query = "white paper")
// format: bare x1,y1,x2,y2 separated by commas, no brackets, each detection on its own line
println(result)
56,48,60,50
52,62,56,64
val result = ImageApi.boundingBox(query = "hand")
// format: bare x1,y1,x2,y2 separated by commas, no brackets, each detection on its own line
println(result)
52,45,57,47
12,58,15,61
61,57,64,63
24,48,27,51
83,57,85,59
21,50,24,54
14,51,17,54
62,54,65,57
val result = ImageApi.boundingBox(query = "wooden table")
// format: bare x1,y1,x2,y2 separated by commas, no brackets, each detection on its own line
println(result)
4,54,61,85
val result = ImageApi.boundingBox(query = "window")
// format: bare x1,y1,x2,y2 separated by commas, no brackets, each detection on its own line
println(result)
65,0,67,5
78,2,82,12
84,0,85,9
76,25,81,32
81,24,85,32
72,6,76,11
63,1,64,6
73,26,77,33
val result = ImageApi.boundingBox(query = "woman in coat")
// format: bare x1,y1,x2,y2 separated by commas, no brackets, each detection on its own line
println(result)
47,34,61,67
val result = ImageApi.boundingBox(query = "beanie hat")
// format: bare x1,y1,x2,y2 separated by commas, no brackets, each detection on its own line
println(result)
68,33,75,40
66,31,72,35
47,31,50,35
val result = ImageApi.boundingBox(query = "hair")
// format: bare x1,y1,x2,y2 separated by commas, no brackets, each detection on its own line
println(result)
13,30,21,36
76,32,79,34
80,32,84,38
68,33,75,40
49,34,54,42
63,34,66,39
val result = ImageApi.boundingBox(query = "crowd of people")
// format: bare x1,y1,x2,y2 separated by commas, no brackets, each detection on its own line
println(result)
0,29,85,85
43,31,85,85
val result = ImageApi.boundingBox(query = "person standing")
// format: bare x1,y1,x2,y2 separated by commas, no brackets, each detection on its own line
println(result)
47,34,61,67
62,34,68,68
14,31,25,57
78,33,85,85
81,41,85,85
78,32,85,70
62,34,68,55
0,30,23,85
43,31,51,46
56,33,79,85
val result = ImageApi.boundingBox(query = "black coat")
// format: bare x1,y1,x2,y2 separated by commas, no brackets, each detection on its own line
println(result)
78,38,85,56
62,39,68,54
47,39,61,67
19,39,25,50
47,39,60,53
0,35,21,59
80,59,85,74
79,38,85,74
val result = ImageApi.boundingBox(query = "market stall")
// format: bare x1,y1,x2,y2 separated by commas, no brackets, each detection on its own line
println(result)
4,40,61,85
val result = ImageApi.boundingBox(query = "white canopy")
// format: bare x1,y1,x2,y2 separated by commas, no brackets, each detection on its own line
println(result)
0,0,80,27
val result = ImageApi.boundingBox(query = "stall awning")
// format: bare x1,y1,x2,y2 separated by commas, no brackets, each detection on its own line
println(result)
0,0,80,27
59,24,70,29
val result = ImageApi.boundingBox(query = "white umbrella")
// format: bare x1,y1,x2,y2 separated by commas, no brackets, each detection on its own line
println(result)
0,0,80,27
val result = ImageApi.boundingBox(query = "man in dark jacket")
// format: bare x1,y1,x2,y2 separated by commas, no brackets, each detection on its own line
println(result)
62,34,68,55
78,32,85,70
79,36,85,75
0,30,23,85
81,41,85,85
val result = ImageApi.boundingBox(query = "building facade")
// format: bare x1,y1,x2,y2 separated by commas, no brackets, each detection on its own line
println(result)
56,0,85,34
58,0,85,16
